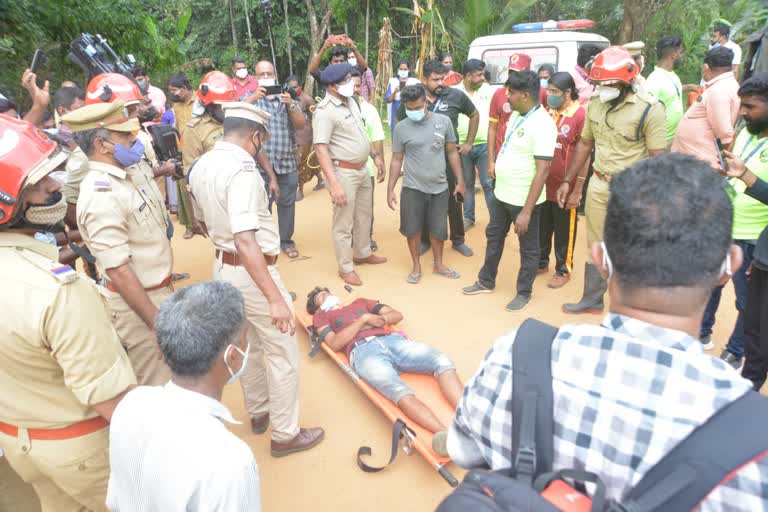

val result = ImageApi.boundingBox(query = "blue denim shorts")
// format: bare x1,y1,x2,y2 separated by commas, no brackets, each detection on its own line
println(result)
349,332,455,403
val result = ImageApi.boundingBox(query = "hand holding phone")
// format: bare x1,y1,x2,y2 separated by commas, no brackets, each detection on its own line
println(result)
714,137,729,172
262,84,283,97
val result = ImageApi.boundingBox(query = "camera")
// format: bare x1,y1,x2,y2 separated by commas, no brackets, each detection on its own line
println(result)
283,84,299,101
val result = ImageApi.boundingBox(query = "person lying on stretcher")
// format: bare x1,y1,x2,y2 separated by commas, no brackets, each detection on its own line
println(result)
307,286,463,434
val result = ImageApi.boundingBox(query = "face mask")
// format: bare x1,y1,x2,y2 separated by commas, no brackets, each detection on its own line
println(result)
109,139,145,167
319,295,341,312
397,70,409,79
57,123,74,146
169,92,182,103
138,106,158,123
444,63,453,71
224,342,250,385
540,78,549,89
25,191,66,227
135,79,148,95
546,93,564,109
337,81,355,98
258,78,277,88
348,57,358,67
295,86,303,96
236,68,249,80
250,133,262,158
406,108,426,122
601,241,614,280
598,84,622,103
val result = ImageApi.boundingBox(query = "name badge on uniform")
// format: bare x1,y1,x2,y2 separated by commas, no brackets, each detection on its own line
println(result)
139,202,147,212
50,263,78,284
94,180,112,192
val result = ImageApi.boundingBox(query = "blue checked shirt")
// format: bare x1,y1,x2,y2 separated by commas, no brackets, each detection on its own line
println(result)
252,97,298,175
448,313,768,510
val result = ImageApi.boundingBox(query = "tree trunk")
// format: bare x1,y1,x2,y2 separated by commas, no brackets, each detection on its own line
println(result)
305,0,332,92
242,0,254,58
365,0,370,62
617,0,671,44
283,0,293,74
228,0,239,51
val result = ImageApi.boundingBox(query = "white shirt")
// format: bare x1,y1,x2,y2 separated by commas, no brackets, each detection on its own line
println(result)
107,382,261,512
723,39,743,66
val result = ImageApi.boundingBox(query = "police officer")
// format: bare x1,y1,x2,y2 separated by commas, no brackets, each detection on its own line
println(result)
64,100,175,386
0,115,136,512
313,62,387,286
189,102,324,456
556,46,667,314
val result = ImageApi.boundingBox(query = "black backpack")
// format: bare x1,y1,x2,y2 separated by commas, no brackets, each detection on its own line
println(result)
436,319,768,512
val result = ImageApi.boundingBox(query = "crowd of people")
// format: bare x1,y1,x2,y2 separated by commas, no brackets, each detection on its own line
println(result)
1,19,767,511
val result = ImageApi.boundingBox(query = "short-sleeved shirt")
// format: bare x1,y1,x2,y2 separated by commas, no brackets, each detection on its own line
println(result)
494,105,558,206
359,98,385,177
392,112,456,194
77,160,173,287
251,96,299,174
172,97,197,138
182,115,224,171
645,66,684,142
721,39,743,66
312,93,371,164
547,102,586,202
731,129,768,240
581,91,667,176
395,87,476,141
189,141,280,256
489,87,514,156
234,75,260,100
454,81,494,145
0,233,136,428
63,146,89,205
312,298,389,357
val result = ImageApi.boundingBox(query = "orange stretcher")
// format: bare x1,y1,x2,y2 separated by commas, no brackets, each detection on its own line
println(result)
295,307,459,487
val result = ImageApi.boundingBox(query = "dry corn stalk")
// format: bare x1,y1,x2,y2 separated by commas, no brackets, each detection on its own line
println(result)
376,17,393,111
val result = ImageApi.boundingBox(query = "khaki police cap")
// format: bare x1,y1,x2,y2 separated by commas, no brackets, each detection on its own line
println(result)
62,99,140,133
222,101,271,130
622,41,646,57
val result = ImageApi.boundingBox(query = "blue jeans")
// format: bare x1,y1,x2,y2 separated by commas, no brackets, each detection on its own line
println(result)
349,333,454,403
461,144,492,224
700,240,755,357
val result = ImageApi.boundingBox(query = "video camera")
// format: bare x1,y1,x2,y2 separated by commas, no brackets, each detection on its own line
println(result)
68,34,137,80
146,125,184,180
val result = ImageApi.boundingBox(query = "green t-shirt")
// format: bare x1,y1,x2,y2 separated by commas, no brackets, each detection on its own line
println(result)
645,66,683,143
359,98,385,177
494,105,557,206
731,129,768,240
455,82,493,145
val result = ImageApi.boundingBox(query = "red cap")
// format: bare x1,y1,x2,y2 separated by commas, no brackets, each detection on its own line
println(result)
508,53,532,71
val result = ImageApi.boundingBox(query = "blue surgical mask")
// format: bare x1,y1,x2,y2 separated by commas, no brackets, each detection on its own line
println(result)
224,342,250,385
546,93,564,109
540,78,549,89
405,108,426,122
108,138,145,167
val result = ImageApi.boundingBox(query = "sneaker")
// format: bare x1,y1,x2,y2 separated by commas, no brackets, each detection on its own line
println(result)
452,243,474,257
699,335,715,351
432,431,449,457
462,282,492,295
419,242,430,255
720,350,743,371
463,218,475,231
547,273,570,289
505,295,531,312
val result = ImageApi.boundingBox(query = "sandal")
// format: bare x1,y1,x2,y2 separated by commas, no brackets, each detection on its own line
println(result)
406,272,422,284
433,268,461,279
283,246,300,259
182,228,194,240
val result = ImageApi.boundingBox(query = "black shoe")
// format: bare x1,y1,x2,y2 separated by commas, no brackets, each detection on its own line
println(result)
462,282,492,295
452,243,474,257
505,295,530,311
720,350,743,371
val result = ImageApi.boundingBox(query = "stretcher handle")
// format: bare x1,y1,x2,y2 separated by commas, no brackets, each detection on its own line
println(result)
438,465,459,487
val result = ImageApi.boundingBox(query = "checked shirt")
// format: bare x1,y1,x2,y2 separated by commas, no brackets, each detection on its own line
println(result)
252,97,298,175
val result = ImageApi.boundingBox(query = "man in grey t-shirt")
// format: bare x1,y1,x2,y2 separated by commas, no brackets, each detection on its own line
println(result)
387,84,466,284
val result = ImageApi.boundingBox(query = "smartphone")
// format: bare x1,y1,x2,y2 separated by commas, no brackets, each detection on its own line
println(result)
455,192,464,203
714,137,729,172
262,84,283,96
327,34,346,46
30,49,46,74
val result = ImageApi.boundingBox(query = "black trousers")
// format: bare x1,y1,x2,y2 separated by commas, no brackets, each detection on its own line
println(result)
421,166,464,246
538,200,578,275
477,197,541,298
741,266,768,390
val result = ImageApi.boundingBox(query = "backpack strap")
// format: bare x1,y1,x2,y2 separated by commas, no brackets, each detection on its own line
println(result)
511,318,559,484
634,102,653,142
620,390,768,511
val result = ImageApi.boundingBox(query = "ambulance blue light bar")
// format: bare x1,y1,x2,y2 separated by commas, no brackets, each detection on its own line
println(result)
512,19,596,32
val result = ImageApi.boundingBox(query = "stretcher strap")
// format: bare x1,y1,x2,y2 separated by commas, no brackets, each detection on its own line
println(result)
356,419,407,473
309,326,332,358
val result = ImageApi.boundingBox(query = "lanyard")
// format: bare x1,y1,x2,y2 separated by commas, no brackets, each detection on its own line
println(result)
500,105,540,154
739,135,768,164
431,97,443,113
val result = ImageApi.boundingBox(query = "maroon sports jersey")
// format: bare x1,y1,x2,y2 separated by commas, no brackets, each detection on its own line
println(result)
313,298,389,358
546,102,586,202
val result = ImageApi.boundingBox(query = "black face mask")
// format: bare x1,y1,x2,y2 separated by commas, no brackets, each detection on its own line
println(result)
169,93,182,103
138,106,158,123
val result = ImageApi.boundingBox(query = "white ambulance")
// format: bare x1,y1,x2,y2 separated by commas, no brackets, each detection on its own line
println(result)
466,19,610,85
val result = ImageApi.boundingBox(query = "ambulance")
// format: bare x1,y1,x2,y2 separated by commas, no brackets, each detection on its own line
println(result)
466,19,610,85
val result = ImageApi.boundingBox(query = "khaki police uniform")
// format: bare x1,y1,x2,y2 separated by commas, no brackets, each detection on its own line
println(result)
312,94,373,273
0,233,136,512
581,89,666,245
179,114,223,227
62,146,89,206
190,138,300,443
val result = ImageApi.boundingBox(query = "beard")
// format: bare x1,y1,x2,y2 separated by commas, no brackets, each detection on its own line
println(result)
745,116,768,135
430,85,445,96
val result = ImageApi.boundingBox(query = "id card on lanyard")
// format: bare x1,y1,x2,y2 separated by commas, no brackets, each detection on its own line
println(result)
499,104,540,156
739,135,768,165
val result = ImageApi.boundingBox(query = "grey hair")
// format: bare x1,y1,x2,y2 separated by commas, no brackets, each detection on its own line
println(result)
156,281,245,377
74,127,111,156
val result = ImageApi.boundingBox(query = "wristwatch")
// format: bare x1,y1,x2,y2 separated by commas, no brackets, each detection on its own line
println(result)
289,102,298,111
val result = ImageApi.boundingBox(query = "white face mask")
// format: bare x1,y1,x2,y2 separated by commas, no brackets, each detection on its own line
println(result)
397,70,409,79
320,295,341,312
224,342,250,385
258,78,276,88
348,57,358,67
337,81,355,98
236,68,248,80
598,84,622,103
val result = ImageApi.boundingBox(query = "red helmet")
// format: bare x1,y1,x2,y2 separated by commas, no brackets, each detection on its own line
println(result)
196,71,238,106
85,73,142,106
0,115,67,225
588,46,639,85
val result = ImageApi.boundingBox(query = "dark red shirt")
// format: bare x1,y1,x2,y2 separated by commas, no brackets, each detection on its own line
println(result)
546,102,586,202
312,298,389,358
489,86,548,157
233,75,259,100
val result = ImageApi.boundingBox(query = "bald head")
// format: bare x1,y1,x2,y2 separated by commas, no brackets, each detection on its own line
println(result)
254,61,276,80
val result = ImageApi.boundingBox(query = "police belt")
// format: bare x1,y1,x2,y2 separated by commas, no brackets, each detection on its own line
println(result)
593,169,614,182
0,416,109,441
333,160,366,170
105,275,172,293
216,249,278,266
